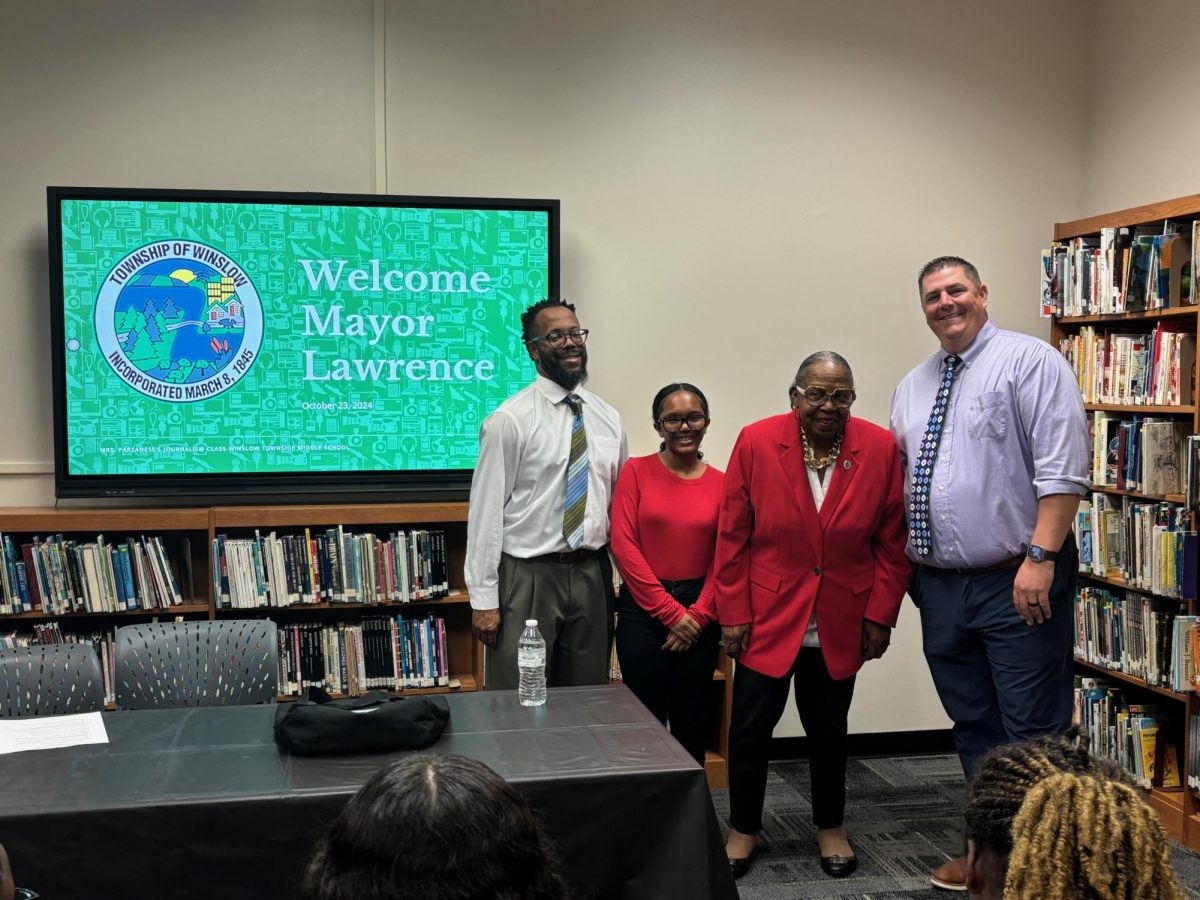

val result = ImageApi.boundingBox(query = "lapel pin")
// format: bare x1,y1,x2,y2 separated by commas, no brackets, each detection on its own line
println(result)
843,460,851,470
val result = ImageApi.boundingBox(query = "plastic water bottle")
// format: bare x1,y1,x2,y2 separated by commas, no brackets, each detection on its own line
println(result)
517,618,547,706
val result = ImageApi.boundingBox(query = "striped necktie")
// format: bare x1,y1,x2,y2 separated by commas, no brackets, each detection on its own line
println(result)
562,394,588,550
909,354,962,558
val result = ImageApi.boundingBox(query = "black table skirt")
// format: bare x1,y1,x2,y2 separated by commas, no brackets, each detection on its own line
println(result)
1,685,736,900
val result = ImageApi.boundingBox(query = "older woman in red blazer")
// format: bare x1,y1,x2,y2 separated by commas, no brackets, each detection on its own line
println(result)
717,351,909,881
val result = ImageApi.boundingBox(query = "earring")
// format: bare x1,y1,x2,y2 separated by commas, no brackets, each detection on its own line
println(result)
659,440,666,451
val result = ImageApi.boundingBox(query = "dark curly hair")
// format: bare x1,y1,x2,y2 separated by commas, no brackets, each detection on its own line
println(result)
301,754,570,900
965,729,1184,899
520,298,577,342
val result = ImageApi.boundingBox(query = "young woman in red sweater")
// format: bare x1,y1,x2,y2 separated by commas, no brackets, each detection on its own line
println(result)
610,382,723,766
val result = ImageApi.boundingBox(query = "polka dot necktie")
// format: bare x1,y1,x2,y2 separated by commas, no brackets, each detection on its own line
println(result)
562,394,588,550
909,355,961,558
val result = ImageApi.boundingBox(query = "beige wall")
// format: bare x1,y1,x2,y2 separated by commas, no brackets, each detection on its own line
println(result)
0,0,1093,734
1081,1,1200,215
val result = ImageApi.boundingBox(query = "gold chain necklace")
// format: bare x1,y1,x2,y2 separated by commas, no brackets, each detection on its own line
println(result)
800,425,842,471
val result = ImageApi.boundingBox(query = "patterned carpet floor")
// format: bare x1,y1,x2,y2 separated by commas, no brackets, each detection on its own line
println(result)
710,754,1200,898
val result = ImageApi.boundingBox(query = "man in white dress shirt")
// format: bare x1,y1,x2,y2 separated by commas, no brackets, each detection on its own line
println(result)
465,298,628,689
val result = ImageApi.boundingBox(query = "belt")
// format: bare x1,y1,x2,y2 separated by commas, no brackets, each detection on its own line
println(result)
924,554,1024,576
525,546,607,564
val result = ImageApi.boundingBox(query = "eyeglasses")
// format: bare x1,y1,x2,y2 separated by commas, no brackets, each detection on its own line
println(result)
529,328,589,348
657,413,709,432
795,386,856,408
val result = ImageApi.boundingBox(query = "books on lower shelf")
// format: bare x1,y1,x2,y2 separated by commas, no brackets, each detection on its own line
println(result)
1059,324,1196,406
214,526,449,609
1,623,117,705
277,614,449,696
1073,585,1197,691
1074,676,1181,790
0,533,187,615
1074,494,1196,597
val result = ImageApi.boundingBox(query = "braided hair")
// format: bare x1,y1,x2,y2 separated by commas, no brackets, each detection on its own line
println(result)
965,730,1184,899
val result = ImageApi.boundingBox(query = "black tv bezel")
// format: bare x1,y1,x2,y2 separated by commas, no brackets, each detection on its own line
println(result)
47,186,560,503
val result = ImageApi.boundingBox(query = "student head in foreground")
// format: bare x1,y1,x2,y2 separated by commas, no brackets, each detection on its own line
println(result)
301,753,569,900
964,730,1184,900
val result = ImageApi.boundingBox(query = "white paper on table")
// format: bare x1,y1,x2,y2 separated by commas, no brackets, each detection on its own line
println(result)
0,711,109,755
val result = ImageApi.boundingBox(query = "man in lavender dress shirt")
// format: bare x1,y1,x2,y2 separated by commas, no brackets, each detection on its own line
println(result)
890,257,1089,892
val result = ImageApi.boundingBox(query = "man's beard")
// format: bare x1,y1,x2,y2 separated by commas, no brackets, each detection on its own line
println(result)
540,347,588,390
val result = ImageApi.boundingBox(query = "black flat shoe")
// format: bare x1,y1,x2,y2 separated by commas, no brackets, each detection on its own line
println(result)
727,846,760,880
820,853,857,878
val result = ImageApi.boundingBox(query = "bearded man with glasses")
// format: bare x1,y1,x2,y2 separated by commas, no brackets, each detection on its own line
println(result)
714,351,910,880
466,298,628,689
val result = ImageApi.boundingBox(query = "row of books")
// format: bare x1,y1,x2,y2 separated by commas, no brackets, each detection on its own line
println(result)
1187,716,1200,790
1075,495,1196,598
213,527,449,609
1089,413,1188,496
1041,223,1195,317
1,624,117,704
1074,677,1181,790
277,615,449,696
1058,325,1196,406
0,533,187,616
1072,585,1197,691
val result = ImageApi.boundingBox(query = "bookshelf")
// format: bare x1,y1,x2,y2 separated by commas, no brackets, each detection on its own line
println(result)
1049,193,1200,851
0,500,734,787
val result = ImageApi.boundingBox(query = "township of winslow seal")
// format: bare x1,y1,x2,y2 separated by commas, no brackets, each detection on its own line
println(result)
94,239,263,402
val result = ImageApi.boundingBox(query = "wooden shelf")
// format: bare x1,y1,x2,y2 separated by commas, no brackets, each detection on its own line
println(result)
1055,194,1200,240
1089,484,1186,504
1056,192,1200,856
0,602,210,621
0,507,210,531
1084,403,1195,415
214,593,472,614
1076,570,1185,602
1056,306,1198,325
1073,656,1190,702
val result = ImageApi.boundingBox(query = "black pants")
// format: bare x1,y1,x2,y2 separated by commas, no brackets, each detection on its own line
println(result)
728,645,855,833
614,579,721,766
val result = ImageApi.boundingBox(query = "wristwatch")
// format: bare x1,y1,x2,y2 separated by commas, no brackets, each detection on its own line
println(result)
1025,544,1058,563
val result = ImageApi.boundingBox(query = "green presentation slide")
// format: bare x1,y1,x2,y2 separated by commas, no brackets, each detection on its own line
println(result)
58,197,551,476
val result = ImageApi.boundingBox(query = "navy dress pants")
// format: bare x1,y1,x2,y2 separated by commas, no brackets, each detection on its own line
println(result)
912,536,1077,780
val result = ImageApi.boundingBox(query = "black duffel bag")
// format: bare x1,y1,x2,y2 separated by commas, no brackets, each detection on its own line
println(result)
274,688,450,755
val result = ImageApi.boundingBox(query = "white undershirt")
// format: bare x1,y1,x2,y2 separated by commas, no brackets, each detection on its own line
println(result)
802,465,831,648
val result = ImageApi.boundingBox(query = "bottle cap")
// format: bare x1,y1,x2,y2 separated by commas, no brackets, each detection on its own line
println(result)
525,619,538,627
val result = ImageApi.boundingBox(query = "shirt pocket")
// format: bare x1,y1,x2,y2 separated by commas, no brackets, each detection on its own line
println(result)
590,436,622,479
967,391,1008,440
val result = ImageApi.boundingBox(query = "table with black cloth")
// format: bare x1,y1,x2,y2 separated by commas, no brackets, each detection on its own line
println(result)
0,684,736,900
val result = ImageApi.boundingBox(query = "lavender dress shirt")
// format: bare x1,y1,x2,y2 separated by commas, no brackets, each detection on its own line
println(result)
889,320,1089,568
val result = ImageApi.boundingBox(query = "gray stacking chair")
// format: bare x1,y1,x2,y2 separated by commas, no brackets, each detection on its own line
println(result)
0,643,106,716
114,619,278,709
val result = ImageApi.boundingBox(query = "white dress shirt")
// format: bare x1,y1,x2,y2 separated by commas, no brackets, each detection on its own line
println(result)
465,376,628,610
802,464,831,648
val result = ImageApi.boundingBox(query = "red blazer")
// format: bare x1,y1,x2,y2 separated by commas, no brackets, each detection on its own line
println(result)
714,414,910,680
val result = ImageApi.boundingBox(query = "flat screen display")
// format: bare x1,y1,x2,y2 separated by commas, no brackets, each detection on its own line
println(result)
48,187,558,499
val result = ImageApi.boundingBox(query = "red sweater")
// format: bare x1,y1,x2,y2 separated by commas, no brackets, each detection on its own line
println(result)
610,454,724,628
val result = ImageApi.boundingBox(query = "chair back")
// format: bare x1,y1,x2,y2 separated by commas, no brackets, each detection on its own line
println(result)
1,643,106,716
114,619,278,709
